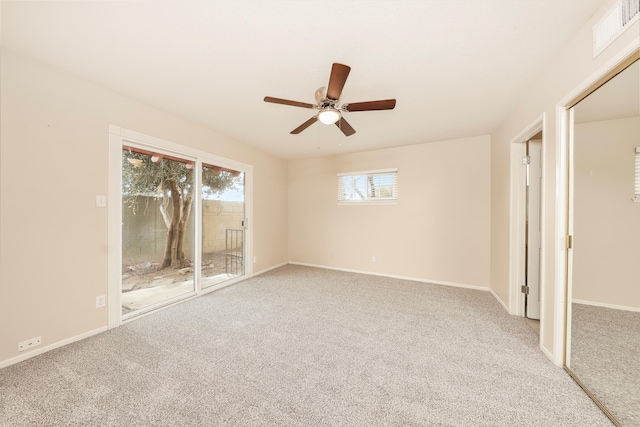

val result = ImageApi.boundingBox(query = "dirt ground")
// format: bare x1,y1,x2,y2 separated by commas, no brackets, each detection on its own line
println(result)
122,251,242,292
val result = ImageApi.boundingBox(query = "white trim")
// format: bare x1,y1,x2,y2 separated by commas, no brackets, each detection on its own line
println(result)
566,281,573,368
552,105,569,367
0,327,108,369
115,126,253,173
538,127,548,356
336,200,399,206
540,342,555,362
289,261,490,292
252,261,288,276
573,299,640,313
509,116,545,147
509,140,526,316
560,37,640,104
634,146,640,201
108,127,123,329
337,168,398,176
565,107,575,369
490,288,510,313
509,116,544,318
553,36,640,368
195,159,203,294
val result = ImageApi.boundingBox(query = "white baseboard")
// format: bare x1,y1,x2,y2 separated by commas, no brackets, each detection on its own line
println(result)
0,326,108,369
288,261,490,292
489,288,510,313
572,299,640,313
540,342,559,366
253,261,288,277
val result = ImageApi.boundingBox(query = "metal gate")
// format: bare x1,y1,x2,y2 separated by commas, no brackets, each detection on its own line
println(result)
225,229,244,275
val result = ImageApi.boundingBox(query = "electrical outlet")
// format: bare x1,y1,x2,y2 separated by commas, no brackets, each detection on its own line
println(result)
96,295,106,308
18,336,42,352
253,256,257,264
371,256,377,263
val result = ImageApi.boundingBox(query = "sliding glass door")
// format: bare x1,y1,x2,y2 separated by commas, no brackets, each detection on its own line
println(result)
201,163,245,289
117,139,249,319
121,146,196,316
109,126,253,326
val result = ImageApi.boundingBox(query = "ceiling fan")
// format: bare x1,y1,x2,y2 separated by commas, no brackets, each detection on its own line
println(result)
264,63,396,136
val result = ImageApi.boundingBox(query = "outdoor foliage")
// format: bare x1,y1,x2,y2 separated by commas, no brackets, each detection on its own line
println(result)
122,150,240,269
340,174,394,200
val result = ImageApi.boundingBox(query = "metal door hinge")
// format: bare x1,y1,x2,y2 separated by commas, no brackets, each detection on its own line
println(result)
523,155,531,186
521,285,530,295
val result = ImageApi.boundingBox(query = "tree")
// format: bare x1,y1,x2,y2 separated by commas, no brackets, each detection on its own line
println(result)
122,150,239,269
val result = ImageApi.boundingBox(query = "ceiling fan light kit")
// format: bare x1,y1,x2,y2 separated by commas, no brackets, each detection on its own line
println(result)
264,63,396,136
317,107,341,124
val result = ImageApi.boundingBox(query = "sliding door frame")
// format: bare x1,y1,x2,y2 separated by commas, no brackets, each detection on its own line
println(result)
108,125,253,328
555,42,639,367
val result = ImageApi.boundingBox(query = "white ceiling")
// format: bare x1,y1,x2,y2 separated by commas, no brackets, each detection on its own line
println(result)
2,0,606,160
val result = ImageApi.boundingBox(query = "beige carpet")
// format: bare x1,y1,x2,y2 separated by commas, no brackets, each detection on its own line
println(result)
0,265,612,426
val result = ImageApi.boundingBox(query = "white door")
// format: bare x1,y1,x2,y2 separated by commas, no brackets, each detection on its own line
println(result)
526,139,542,320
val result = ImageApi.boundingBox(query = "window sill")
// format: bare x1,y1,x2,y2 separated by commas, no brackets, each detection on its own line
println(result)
337,200,398,206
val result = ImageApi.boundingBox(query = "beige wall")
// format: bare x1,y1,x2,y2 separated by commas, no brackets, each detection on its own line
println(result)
490,0,639,358
3,0,636,368
573,117,640,309
0,49,288,365
288,136,491,288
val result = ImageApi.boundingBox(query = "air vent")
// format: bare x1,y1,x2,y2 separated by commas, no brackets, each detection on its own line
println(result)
593,0,640,57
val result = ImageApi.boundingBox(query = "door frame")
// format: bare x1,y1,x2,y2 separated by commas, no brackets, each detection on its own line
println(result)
509,115,545,324
556,42,640,367
525,138,543,320
107,125,254,328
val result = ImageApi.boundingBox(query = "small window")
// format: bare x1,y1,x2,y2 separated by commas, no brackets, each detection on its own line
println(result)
634,147,640,202
337,168,398,205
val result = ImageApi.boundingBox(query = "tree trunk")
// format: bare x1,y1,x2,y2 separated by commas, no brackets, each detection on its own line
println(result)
176,191,193,264
158,193,171,229
160,180,182,269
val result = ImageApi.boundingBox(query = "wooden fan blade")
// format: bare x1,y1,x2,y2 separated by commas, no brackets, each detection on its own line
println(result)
326,63,351,101
291,117,318,134
335,117,356,136
344,99,396,112
264,96,315,109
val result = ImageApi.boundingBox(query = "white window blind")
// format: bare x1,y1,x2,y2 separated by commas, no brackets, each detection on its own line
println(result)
634,147,640,202
337,168,398,205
